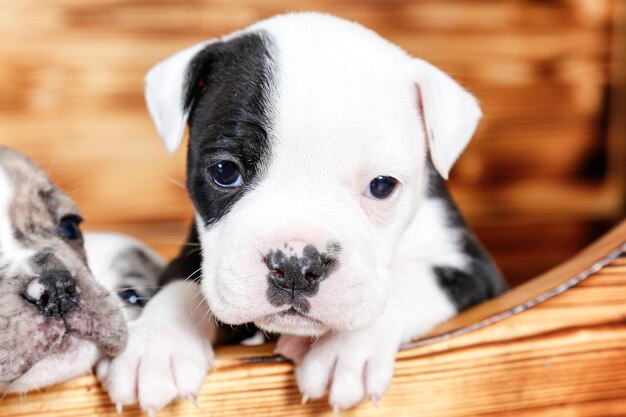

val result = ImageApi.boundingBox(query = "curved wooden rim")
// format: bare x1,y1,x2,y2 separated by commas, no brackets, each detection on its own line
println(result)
214,219,626,364
406,221,626,349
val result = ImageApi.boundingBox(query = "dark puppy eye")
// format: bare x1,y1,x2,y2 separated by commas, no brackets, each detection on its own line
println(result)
208,160,243,188
365,176,399,200
118,288,144,307
59,215,83,240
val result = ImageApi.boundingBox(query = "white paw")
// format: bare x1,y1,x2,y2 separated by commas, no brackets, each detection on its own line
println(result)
97,281,216,414
292,323,401,411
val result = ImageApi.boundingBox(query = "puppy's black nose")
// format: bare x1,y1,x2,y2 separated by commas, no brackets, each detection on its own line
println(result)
23,271,79,317
266,244,329,292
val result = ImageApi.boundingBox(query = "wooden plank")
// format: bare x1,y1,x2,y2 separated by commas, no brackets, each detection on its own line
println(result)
1,221,625,416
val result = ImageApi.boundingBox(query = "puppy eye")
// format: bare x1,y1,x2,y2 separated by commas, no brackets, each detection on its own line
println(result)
59,215,83,240
364,176,399,200
118,288,144,307
208,160,243,188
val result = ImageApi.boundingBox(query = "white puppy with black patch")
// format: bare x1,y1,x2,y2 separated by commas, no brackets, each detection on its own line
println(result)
100,12,506,413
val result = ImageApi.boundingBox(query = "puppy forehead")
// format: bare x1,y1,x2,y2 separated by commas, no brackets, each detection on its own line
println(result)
0,149,81,258
266,17,416,120
256,16,423,178
0,148,79,219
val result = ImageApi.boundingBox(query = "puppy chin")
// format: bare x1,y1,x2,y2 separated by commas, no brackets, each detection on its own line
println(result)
256,312,330,337
4,339,100,393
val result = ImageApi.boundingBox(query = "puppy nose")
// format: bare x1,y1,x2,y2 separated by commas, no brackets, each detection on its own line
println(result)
23,271,79,317
265,243,330,292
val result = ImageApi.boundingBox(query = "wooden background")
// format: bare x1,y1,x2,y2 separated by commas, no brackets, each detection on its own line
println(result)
0,0,624,286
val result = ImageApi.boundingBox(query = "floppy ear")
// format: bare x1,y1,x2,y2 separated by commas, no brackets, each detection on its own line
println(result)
144,41,214,154
413,59,482,179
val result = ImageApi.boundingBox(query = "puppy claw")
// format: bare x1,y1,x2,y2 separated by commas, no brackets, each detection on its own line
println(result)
301,394,309,405
147,407,157,417
370,395,380,408
115,402,123,415
333,404,340,417
185,394,198,408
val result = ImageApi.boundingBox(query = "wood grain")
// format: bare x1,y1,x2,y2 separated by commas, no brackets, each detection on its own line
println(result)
0,0,623,283
2,221,625,417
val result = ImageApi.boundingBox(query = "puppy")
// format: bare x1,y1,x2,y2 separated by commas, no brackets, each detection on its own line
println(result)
101,12,506,412
84,232,164,321
0,147,127,393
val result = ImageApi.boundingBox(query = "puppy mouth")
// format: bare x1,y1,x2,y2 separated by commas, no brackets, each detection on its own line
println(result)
279,307,321,322
255,307,327,336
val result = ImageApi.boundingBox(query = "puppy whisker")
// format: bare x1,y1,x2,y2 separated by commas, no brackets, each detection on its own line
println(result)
63,187,84,196
183,267,203,283
46,156,59,177
165,177,187,189
59,172,92,191
151,241,202,247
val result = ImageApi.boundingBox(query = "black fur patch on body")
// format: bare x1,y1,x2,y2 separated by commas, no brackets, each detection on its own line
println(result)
184,31,276,228
159,222,203,286
427,160,507,311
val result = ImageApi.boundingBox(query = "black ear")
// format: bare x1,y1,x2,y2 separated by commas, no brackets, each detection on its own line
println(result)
144,40,217,153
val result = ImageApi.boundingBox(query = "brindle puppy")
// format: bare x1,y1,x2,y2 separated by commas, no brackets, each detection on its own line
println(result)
0,147,127,392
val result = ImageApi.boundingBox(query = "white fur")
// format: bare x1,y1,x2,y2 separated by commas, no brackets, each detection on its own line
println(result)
84,232,155,280
413,59,482,179
136,12,482,412
0,168,33,270
83,232,165,321
7,341,101,392
274,199,459,409
0,168,16,254
145,40,214,154
97,281,217,414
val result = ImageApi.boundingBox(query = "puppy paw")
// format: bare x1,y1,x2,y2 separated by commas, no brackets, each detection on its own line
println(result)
294,324,400,411
98,281,216,414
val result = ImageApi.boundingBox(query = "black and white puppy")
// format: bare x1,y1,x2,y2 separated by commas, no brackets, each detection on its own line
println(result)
101,13,506,413
0,147,128,392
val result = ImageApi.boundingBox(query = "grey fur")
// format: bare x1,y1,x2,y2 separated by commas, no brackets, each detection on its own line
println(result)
0,147,127,390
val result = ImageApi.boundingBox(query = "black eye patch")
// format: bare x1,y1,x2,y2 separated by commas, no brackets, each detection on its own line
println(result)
184,32,276,228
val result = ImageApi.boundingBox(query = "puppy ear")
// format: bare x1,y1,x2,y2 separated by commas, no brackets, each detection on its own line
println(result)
144,41,214,153
413,59,482,179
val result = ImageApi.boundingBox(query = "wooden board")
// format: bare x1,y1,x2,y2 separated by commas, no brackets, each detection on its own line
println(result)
2,221,625,417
